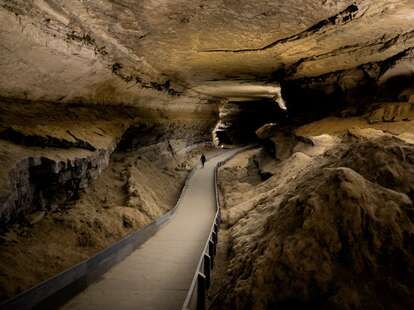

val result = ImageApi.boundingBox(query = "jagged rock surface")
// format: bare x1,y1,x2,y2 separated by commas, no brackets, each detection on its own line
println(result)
2,1,414,308
0,140,213,301
212,133,414,310
1,1,414,105
0,100,215,226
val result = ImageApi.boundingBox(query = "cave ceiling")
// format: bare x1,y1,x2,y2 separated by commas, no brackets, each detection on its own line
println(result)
1,0,414,104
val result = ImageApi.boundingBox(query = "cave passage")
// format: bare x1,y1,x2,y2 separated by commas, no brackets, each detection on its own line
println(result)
213,98,286,146
2,1,414,310
61,149,242,310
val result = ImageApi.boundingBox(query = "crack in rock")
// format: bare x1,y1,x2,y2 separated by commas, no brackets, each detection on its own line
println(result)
198,4,361,53
0,127,96,151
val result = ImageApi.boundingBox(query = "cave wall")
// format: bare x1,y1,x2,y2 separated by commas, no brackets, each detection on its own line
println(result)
281,47,414,123
0,148,110,227
0,1,181,105
0,99,217,227
2,1,414,103
2,0,414,228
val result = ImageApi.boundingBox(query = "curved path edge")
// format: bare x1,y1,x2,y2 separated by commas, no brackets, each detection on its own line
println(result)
0,144,216,310
60,146,255,310
182,144,257,310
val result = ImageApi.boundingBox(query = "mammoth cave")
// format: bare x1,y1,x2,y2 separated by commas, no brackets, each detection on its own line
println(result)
1,1,414,310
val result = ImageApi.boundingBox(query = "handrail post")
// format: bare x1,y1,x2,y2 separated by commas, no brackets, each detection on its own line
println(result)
203,254,211,289
208,239,215,266
197,272,206,310
212,231,217,245
212,223,218,244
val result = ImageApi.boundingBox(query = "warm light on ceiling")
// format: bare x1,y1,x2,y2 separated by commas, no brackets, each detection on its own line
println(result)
193,81,287,110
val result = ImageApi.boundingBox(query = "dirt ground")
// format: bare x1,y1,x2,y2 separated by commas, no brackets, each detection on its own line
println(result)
209,117,414,310
0,140,213,301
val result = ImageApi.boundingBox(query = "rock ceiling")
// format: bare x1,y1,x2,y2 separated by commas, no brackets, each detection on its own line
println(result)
1,0,414,105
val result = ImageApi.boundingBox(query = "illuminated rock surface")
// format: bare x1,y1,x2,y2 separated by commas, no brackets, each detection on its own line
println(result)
1,1,414,308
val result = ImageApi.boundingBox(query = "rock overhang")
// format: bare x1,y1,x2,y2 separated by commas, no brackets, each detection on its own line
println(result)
1,0,414,109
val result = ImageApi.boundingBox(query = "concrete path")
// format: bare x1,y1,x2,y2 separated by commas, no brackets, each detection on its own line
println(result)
61,148,240,310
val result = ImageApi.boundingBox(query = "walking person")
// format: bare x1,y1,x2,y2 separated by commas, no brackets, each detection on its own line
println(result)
200,153,206,168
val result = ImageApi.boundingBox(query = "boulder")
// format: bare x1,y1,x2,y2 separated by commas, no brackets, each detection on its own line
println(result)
255,123,278,139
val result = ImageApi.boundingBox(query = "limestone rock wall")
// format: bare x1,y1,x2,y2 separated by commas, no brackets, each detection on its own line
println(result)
0,147,110,227
2,1,414,110
367,102,414,123
212,132,414,310
281,48,414,122
0,0,178,105
0,99,216,227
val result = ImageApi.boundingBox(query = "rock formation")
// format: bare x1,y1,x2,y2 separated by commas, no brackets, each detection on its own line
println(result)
2,1,414,106
2,0,414,308
212,127,414,310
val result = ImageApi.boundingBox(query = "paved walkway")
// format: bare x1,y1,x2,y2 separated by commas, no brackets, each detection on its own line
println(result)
61,149,240,310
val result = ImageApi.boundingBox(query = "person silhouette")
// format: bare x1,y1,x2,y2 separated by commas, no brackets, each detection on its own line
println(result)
200,153,206,168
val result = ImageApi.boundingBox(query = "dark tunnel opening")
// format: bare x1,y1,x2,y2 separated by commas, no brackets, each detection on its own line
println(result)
213,98,287,146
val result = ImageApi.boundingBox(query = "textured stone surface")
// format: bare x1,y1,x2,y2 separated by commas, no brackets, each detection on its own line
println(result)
1,1,414,106
367,102,413,123
255,123,278,140
0,140,213,301
0,99,216,226
2,1,414,307
0,141,102,227
212,133,414,310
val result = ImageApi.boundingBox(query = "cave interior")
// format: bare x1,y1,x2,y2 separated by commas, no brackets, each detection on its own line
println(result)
1,1,414,309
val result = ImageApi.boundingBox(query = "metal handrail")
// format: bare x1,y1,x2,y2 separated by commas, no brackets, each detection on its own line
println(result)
182,145,257,310
0,144,205,310
0,145,256,310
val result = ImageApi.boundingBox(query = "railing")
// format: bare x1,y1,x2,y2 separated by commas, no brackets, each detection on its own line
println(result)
0,145,256,310
0,159,199,310
181,145,256,310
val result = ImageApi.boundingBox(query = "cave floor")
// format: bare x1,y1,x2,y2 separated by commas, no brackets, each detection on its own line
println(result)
61,149,238,310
